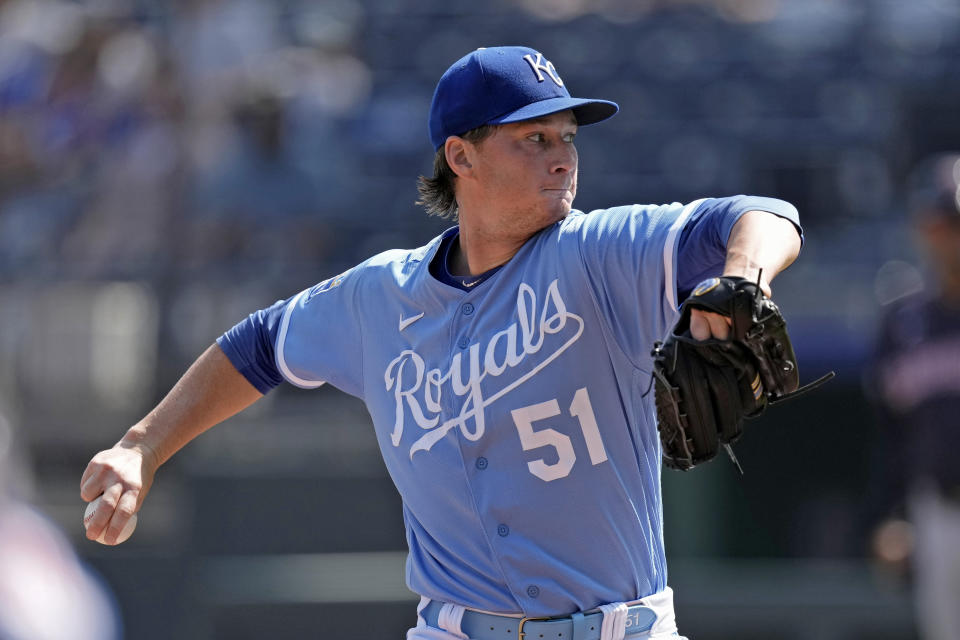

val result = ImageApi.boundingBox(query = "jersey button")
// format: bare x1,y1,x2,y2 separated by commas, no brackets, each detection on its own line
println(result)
457,336,470,349
475,457,488,470
461,303,474,316
497,524,510,537
526,585,540,598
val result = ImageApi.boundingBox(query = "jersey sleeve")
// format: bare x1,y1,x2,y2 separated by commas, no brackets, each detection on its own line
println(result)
676,195,801,300
574,196,800,368
217,298,288,394
271,267,365,397
216,266,366,397
574,200,703,367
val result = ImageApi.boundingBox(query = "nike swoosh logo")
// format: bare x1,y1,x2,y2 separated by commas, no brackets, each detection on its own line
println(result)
399,312,425,331
462,279,482,288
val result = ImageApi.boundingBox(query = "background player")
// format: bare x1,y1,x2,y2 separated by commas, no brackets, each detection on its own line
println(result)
867,152,960,640
81,46,803,639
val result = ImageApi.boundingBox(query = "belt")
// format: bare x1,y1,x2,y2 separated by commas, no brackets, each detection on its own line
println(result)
422,600,656,640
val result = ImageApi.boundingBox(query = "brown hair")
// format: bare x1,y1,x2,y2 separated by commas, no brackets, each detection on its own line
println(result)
416,125,496,219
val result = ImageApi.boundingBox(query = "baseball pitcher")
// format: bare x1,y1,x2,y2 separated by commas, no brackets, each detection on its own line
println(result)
81,46,807,639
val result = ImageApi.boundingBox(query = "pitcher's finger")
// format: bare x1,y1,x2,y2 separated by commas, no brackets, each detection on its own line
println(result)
80,467,107,502
84,484,122,541
104,491,139,544
707,312,731,340
690,312,710,341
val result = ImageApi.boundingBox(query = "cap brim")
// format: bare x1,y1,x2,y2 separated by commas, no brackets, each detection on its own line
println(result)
488,97,619,127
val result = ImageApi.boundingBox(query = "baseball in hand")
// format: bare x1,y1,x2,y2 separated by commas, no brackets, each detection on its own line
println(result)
83,496,137,545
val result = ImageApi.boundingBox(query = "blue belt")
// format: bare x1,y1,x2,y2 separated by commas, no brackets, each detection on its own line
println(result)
422,600,657,640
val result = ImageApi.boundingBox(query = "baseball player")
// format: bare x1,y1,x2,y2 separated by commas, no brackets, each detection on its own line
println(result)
81,46,803,639
867,153,960,640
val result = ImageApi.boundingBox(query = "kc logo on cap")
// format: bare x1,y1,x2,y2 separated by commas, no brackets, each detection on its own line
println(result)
523,52,564,87
427,46,618,150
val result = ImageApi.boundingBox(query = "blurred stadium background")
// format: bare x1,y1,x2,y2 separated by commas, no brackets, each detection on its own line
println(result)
1,0,958,637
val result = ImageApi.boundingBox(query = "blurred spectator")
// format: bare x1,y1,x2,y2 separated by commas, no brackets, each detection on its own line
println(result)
185,89,326,276
866,153,960,640
0,409,121,640
59,32,187,279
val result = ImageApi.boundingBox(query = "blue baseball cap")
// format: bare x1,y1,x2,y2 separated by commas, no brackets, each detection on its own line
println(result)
428,46,619,150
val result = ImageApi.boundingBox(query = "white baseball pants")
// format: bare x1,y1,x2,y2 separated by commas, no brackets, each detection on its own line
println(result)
911,484,960,640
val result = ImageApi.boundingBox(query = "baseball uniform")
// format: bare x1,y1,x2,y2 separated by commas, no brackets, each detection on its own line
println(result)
218,195,800,635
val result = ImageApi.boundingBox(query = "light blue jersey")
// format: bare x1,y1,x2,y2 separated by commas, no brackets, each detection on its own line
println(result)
222,197,799,618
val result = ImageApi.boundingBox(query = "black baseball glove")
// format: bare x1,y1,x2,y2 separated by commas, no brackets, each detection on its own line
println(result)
651,275,832,472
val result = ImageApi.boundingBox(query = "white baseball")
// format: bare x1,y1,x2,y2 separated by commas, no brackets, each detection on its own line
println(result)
83,496,137,545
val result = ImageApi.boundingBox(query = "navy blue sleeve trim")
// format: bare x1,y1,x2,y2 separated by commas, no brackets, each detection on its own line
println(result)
216,297,289,394
676,195,801,301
